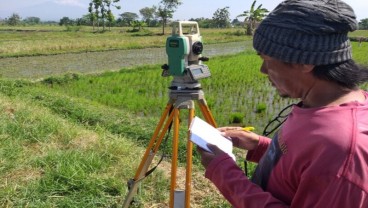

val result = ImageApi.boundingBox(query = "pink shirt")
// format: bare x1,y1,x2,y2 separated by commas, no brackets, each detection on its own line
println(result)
205,92,368,207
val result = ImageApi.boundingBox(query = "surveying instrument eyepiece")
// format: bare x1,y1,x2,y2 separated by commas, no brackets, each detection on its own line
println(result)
123,21,217,208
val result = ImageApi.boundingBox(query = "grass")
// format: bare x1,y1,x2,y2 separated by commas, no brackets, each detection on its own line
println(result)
1,25,366,58
350,30,368,37
0,92,131,207
0,79,231,207
0,26,251,58
0,26,362,79
352,41,368,65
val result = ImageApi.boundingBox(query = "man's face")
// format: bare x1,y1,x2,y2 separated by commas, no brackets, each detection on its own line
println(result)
258,54,311,99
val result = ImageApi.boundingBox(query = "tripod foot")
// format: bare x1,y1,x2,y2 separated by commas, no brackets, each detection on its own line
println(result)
127,179,136,204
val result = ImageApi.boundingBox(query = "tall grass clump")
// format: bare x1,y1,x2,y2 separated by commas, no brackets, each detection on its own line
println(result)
0,93,126,207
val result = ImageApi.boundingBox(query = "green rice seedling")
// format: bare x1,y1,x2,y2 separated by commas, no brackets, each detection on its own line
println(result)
229,112,244,124
256,103,267,114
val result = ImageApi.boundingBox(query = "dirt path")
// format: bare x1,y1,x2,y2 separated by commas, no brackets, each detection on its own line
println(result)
0,41,251,80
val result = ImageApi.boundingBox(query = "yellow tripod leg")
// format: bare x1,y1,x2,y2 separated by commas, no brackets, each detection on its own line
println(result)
169,108,180,207
198,100,217,127
185,108,195,208
122,103,173,208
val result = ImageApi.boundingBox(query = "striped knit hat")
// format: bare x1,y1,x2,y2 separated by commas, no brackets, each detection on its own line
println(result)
253,0,358,65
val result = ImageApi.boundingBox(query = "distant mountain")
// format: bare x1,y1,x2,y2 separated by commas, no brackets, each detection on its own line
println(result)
1,1,88,21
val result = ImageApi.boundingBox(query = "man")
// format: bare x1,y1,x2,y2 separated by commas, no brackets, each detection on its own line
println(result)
197,0,368,207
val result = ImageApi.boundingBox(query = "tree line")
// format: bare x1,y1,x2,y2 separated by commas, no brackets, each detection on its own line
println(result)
0,2,265,34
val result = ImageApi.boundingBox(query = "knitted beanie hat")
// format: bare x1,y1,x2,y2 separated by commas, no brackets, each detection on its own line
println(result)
253,0,358,65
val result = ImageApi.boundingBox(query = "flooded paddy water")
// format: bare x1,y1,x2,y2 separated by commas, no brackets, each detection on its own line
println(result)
0,41,252,80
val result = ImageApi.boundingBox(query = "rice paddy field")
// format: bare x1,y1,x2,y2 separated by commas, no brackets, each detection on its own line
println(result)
0,26,367,207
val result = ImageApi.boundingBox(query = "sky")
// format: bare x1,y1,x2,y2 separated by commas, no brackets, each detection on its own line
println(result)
0,0,367,22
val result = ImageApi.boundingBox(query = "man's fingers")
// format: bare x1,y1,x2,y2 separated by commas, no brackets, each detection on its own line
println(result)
197,146,213,155
196,146,208,153
222,130,247,138
206,143,224,155
218,126,243,132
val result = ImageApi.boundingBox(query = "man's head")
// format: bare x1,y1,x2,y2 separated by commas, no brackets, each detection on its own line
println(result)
253,0,358,66
253,0,368,99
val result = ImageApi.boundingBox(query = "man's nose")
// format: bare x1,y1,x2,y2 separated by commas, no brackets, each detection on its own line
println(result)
260,61,268,74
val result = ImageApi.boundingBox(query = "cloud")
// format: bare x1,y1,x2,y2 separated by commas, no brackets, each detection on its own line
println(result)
54,0,85,8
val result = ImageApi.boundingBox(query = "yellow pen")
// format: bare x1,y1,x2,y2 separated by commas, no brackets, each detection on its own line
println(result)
242,126,255,132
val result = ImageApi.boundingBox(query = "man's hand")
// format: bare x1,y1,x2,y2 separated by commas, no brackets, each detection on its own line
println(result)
197,143,225,169
218,127,260,151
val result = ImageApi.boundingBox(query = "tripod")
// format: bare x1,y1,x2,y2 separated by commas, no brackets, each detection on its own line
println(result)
122,85,216,208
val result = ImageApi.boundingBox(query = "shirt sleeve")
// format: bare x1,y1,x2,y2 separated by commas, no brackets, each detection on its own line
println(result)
205,153,289,208
246,136,271,163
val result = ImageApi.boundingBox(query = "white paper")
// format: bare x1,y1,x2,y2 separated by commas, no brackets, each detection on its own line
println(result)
189,116,235,161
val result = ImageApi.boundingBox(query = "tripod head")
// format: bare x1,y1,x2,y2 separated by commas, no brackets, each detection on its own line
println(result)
161,21,211,90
